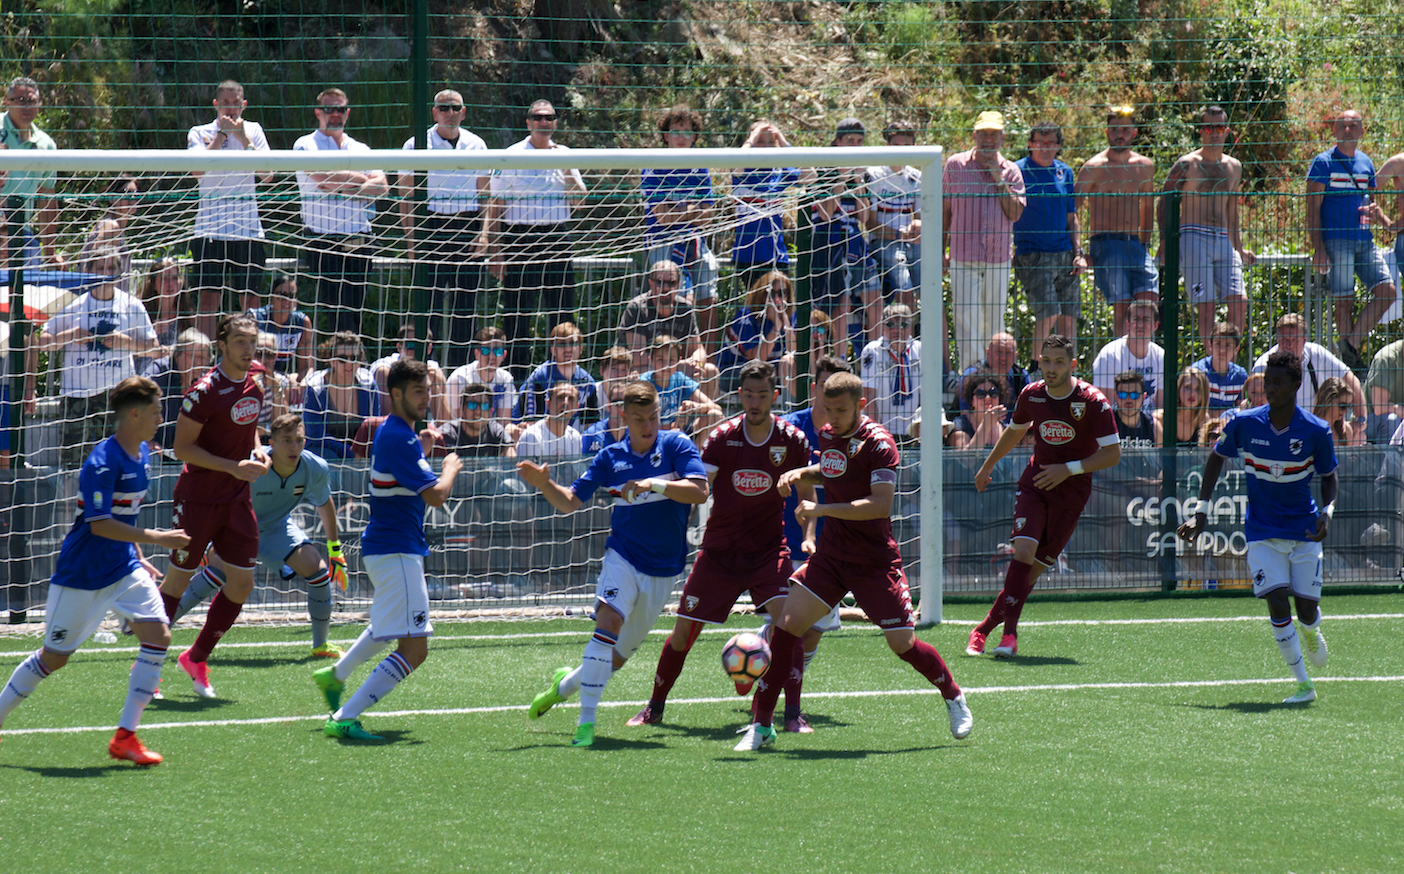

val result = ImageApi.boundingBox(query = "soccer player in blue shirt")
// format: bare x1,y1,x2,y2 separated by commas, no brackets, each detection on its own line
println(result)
1178,350,1337,704
314,360,463,740
519,380,709,747
168,411,349,657
0,376,190,765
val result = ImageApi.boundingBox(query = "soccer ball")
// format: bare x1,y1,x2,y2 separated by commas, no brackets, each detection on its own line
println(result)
721,632,772,684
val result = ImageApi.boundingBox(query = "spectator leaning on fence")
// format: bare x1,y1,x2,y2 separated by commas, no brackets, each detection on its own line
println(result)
1076,104,1158,334
1305,109,1396,373
187,80,273,341
1252,312,1365,423
293,87,388,336
1012,120,1085,361
397,88,490,370
0,77,58,268
1159,105,1255,344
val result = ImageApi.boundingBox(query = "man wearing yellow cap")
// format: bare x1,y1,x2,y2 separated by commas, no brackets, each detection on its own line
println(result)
941,110,1026,370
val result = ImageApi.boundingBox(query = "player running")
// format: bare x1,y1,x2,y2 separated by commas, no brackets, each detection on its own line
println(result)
735,372,972,751
314,360,463,740
158,313,270,698
520,379,709,748
625,360,813,732
971,336,1121,657
168,412,348,658
1177,350,1335,704
0,377,189,764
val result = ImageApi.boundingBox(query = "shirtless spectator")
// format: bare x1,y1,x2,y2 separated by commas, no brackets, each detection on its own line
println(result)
1378,146,1404,287
1159,105,1255,342
1076,104,1158,331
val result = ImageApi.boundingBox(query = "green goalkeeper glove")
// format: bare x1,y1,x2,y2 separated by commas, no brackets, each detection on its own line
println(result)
328,540,347,591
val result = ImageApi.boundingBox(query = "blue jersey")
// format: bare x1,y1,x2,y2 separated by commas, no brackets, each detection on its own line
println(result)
51,436,151,591
570,428,708,576
250,450,332,533
1306,147,1376,242
640,167,715,248
781,407,826,558
1012,157,1076,254
1213,405,1338,542
1191,356,1247,411
731,166,801,266
642,370,699,426
362,415,440,556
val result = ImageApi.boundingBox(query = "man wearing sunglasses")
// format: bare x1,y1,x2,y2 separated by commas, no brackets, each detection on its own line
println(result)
486,99,587,374
398,88,490,369
0,77,59,269
1159,105,1254,344
294,88,388,335
616,259,717,395
445,326,518,430
1113,371,1160,448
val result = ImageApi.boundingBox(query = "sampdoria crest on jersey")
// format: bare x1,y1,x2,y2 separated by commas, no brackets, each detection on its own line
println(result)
1071,401,1086,420
1289,438,1303,455
769,445,787,466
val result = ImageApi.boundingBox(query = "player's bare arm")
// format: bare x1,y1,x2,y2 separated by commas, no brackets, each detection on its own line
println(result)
1031,441,1122,491
516,459,584,513
777,463,823,497
1178,451,1228,543
799,479,894,524
420,452,463,508
974,421,1031,491
89,516,191,551
172,414,269,482
1306,471,1338,543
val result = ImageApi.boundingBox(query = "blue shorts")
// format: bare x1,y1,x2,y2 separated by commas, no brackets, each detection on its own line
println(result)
1324,237,1392,298
257,515,313,568
1090,234,1158,302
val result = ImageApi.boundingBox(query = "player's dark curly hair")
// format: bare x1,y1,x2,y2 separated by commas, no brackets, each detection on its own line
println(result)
737,359,777,390
215,312,258,349
1265,349,1303,385
110,375,161,415
387,358,428,398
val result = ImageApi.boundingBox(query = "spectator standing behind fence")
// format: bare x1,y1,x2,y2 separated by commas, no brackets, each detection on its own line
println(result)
1013,121,1085,361
28,247,159,465
151,328,212,456
581,382,627,454
294,88,387,336
369,323,450,423
810,117,879,353
0,77,58,268
1306,109,1397,374
644,334,722,443
1093,299,1164,413
137,258,187,378
858,303,920,441
446,326,518,430
1113,370,1161,447
1376,147,1404,286
1191,321,1247,412
730,120,814,292
487,99,586,375
718,271,797,397
302,331,377,459
252,332,291,439
516,381,582,457
641,105,721,355
77,175,139,295
865,119,923,308
1076,105,1158,333
1159,105,1254,344
397,89,490,370
433,382,516,457
187,81,272,341
942,111,1026,370
247,272,314,385
1252,313,1365,423
615,259,717,396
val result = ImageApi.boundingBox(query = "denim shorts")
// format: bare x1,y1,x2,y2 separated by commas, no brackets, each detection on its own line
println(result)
1090,234,1158,302
1324,236,1391,298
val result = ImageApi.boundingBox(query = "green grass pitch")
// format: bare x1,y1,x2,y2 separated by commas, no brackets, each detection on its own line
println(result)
1,594,1401,874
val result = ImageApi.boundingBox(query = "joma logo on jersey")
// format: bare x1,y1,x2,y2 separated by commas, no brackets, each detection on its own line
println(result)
820,448,848,477
1039,420,1076,444
732,469,773,495
230,396,261,425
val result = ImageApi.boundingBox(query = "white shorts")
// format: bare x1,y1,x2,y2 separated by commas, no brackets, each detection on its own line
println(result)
43,570,166,655
789,558,843,632
363,553,433,642
1247,539,1323,600
596,548,677,661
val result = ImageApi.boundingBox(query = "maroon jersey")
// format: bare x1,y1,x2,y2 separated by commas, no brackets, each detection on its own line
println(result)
1010,377,1118,500
699,414,810,554
173,360,266,505
815,416,901,565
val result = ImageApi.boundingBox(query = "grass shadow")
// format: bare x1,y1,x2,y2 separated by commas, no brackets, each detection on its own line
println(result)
312,727,424,746
0,762,132,778
147,695,238,711
984,655,1081,666
714,745,952,762
1182,700,1313,714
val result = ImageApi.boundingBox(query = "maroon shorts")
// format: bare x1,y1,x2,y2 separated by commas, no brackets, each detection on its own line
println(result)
792,551,913,631
1010,485,1090,567
678,547,790,624
170,497,259,571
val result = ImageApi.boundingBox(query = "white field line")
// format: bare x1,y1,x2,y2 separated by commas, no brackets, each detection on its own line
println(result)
3,612,1404,660
5,674,1403,737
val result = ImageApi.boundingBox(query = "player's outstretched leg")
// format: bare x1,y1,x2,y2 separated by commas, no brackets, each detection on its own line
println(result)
529,666,574,719
315,626,390,711
172,565,226,624
0,650,55,730
327,639,426,740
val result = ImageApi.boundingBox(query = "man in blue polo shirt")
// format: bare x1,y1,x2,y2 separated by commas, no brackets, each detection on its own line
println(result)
519,379,709,747
1305,109,1397,372
1013,121,1087,362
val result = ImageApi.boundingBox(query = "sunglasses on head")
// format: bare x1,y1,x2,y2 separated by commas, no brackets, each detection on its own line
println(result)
1117,390,1142,400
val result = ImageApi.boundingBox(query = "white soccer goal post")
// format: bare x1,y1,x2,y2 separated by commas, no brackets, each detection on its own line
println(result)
0,144,945,625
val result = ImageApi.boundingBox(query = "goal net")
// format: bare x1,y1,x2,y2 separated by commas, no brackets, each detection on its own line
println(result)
0,144,947,626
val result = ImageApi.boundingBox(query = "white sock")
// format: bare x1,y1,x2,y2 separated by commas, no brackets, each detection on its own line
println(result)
119,643,167,731
576,629,618,726
1272,618,1309,683
557,665,583,699
334,651,413,721
1298,611,1322,634
803,647,818,672
335,626,390,683
0,651,51,728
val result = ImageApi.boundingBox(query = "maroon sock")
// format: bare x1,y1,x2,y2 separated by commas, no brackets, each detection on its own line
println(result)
973,598,1006,636
1001,560,1036,638
781,636,805,714
650,636,691,705
189,591,243,663
161,592,181,625
899,639,960,699
754,627,800,727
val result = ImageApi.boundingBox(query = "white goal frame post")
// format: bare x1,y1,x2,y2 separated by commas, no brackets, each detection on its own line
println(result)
0,145,946,623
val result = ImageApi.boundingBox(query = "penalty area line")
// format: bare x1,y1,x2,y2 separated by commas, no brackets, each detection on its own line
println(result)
5,674,1403,737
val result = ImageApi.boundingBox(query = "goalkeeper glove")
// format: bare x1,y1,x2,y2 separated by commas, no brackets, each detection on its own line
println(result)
327,540,348,591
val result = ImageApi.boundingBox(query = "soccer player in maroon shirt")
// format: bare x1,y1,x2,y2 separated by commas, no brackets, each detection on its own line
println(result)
625,359,814,732
158,313,271,698
972,335,1121,657
734,371,972,751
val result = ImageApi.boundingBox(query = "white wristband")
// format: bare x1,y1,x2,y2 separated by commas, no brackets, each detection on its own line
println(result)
650,479,668,495
1065,459,1085,475
1322,503,1334,518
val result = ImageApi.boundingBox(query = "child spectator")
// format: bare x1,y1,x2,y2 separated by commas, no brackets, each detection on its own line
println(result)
1191,322,1247,412
515,321,599,426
